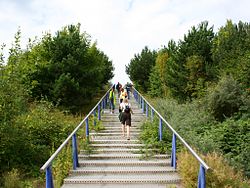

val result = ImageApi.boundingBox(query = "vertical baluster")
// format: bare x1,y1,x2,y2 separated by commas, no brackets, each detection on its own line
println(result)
98,103,101,120
146,103,148,117
72,133,79,170
142,99,144,113
93,110,96,126
171,133,176,169
159,118,162,141
198,165,206,188
85,117,89,137
102,99,104,111
46,166,54,188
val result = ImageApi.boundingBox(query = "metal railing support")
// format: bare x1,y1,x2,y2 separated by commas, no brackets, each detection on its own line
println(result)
93,110,96,126
46,166,54,188
142,99,144,113
98,103,101,120
159,118,163,141
198,165,206,188
171,133,176,169
72,133,79,170
85,117,89,137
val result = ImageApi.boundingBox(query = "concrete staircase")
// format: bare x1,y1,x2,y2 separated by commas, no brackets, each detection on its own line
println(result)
62,94,181,188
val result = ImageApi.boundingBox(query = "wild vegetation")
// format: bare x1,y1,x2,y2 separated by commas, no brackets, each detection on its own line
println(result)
127,20,250,186
0,23,114,186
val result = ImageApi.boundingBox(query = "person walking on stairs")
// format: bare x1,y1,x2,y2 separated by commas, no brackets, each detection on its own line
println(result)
120,98,133,140
109,86,115,114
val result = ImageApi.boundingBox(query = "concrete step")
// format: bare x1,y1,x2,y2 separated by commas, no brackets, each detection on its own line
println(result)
89,132,140,136
90,143,144,148
102,121,142,126
69,166,176,174
78,153,170,160
80,148,159,154
92,129,140,133
101,126,140,130
63,173,181,184
103,109,144,114
90,135,139,140
91,139,139,144
78,159,171,166
62,183,182,188
101,116,146,122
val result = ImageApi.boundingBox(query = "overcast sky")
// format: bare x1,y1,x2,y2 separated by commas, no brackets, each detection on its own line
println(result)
0,0,249,85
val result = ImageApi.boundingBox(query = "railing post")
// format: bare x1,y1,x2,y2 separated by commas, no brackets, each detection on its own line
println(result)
85,117,89,137
146,103,148,117
198,165,206,188
151,109,154,122
72,134,79,170
98,103,101,120
102,100,105,112
159,118,162,141
46,166,54,188
105,95,108,108
142,99,144,113
93,110,96,126
171,133,176,169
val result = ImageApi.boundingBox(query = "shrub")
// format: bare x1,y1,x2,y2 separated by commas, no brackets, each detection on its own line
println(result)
178,150,250,187
206,75,243,121
3,169,22,188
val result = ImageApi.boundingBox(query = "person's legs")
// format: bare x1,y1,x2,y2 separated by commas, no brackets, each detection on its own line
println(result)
126,113,131,140
126,125,130,140
121,112,126,137
122,124,125,137
110,100,114,114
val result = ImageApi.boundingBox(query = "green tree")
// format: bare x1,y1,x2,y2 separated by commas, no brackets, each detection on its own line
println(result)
212,20,250,89
126,46,157,92
23,24,114,112
167,21,215,100
148,49,169,97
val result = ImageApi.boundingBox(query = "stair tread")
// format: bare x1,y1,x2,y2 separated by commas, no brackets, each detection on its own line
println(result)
78,154,169,158
71,166,176,172
62,183,182,188
64,173,181,182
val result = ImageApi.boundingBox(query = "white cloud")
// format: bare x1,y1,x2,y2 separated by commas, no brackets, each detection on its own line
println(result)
0,0,250,85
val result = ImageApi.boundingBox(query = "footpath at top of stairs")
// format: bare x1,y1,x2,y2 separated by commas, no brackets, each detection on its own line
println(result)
61,91,182,188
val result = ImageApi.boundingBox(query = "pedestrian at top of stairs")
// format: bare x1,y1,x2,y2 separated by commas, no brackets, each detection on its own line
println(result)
120,98,133,140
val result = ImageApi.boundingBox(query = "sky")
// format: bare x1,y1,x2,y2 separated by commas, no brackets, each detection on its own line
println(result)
0,0,250,86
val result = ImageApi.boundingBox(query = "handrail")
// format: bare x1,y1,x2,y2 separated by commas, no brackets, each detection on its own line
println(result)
133,87,210,171
40,86,112,171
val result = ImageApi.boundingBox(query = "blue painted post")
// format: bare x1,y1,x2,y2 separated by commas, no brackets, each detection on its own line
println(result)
142,99,144,113
159,118,162,141
93,110,96,126
151,109,154,122
102,100,104,109
46,166,54,188
171,133,177,169
98,103,101,120
146,104,148,117
198,165,206,188
72,134,79,170
85,117,89,137
105,95,108,108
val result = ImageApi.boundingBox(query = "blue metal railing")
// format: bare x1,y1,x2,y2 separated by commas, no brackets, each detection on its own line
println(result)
40,86,112,188
133,87,209,188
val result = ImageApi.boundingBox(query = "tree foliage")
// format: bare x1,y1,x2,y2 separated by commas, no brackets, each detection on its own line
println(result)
18,24,114,112
126,46,157,92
